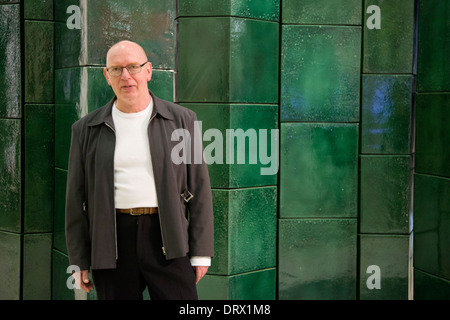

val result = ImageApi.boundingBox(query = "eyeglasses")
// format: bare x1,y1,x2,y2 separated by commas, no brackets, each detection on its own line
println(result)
106,62,148,77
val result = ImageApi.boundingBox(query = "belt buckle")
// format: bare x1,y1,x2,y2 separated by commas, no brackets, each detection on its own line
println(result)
129,208,140,216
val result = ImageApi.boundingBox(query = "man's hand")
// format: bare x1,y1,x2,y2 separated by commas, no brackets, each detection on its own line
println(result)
73,270,94,293
192,266,209,284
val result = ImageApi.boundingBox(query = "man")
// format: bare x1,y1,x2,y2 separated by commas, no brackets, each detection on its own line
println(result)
65,40,214,300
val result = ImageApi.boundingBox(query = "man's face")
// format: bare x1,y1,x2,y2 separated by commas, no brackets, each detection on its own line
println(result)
104,43,152,108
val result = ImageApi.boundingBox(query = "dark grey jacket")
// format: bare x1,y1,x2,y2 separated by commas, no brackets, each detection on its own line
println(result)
65,91,214,270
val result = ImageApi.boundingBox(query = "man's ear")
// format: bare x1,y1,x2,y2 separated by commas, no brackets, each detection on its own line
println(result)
147,62,152,82
104,67,111,85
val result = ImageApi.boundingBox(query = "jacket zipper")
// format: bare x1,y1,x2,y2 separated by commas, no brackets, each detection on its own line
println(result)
147,113,167,256
106,112,167,259
104,121,118,260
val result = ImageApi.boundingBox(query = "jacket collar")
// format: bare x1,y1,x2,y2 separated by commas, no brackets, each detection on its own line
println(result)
87,90,173,127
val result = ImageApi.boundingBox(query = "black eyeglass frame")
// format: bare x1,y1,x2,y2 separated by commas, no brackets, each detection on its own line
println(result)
106,61,149,77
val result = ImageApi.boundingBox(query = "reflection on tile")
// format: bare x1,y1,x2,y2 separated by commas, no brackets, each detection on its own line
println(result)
0,231,21,299
25,105,54,233
363,0,415,73
415,93,450,177
359,235,409,300
177,17,278,103
55,0,176,68
282,0,361,25
279,219,357,300
414,174,450,280
183,103,278,188
0,4,21,118
361,75,412,154
178,0,280,21
281,25,360,122
0,119,21,233
280,123,358,218
360,155,411,234
25,21,54,103
210,187,277,275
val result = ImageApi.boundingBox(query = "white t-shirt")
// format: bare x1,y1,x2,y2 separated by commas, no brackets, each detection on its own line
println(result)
112,100,158,209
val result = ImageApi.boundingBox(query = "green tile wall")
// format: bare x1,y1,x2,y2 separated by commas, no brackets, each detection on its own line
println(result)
414,174,450,280
360,155,411,234
0,231,21,299
279,219,357,300
414,0,450,298
0,4,21,118
363,0,415,73
280,123,359,218
359,235,409,300
415,93,450,177
0,119,21,233
183,103,278,188
361,75,413,154
282,0,362,25
177,3,279,300
0,0,441,301
281,25,361,122
417,0,450,92
177,17,279,103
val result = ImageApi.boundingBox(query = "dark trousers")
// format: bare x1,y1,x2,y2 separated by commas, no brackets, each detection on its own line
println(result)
92,213,198,300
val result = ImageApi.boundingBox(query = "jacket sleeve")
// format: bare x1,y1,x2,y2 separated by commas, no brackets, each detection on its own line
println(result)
65,124,91,271
186,112,214,258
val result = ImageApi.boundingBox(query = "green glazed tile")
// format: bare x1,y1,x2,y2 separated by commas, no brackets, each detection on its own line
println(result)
414,174,450,280
177,17,279,103
414,269,450,300
363,0,415,73
0,4,21,118
209,187,277,275
150,69,174,102
361,75,413,154
178,0,280,21
55,0,176,68
55,67,112,108
24,0,54,20
53,168,68,254
0,119,21,233
282,0,362,25
280,123,358,218
51,249,75,300
0,231,21,300
417,0,450,92
23,233,52,300
197,268,276,300
415,93,450,177
281,25,361,122
25,21,54,103
25,105,54,233
183,103,278,188
360,155,411,234
359,235,409,300
278,219,357,300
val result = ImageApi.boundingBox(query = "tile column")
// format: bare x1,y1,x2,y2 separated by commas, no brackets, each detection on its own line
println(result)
177,0,279,299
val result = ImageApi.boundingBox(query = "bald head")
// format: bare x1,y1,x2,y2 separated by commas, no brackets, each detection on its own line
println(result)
103,40,152,113
106,40,148,66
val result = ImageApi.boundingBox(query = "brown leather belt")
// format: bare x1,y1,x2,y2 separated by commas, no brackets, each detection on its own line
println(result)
116,207,158,216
